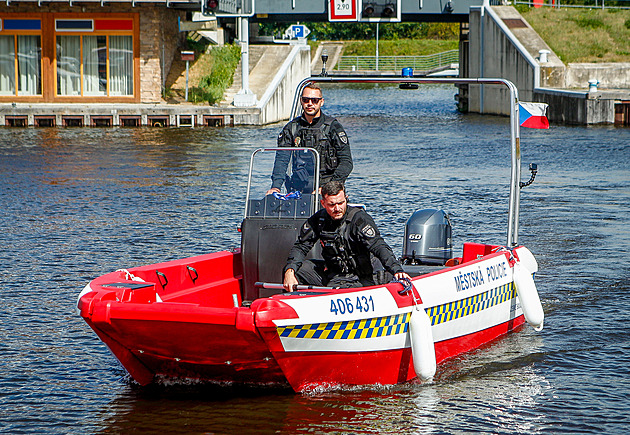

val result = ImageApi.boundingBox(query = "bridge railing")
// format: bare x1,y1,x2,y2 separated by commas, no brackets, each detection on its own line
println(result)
511,0,630,9
335,50,459,72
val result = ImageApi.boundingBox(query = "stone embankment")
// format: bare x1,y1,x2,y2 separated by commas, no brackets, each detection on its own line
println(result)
466,6,629,125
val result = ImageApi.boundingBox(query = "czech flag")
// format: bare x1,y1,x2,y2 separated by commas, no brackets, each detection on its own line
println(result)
519,102,549,129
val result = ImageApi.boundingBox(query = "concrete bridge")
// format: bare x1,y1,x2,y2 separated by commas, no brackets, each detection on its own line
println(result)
249,0,483,22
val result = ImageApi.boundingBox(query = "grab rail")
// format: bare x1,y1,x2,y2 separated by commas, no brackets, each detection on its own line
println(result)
290,76,523,247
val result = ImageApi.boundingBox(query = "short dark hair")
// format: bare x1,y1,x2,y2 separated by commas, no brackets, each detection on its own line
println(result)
321,180,345,197
302,83,322,96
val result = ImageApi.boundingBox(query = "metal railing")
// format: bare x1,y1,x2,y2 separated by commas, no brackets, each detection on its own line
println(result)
511,0,630,9
335,50,459,72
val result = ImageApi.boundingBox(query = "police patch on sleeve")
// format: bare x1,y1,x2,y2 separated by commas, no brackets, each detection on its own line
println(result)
361,224,376,238
338,131,348,144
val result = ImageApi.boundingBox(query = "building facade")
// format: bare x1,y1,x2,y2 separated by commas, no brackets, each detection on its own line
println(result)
0,2,185,104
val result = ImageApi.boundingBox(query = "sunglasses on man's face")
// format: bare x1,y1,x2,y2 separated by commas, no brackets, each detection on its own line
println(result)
301,97,322,104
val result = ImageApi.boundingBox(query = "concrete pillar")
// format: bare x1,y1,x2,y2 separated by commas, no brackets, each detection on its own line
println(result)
233,17,257,107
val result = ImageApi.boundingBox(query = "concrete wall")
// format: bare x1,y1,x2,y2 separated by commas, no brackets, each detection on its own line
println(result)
466,5,630,124
566,63,630,89
258,45,311,125
536,88,626,125
467,6,547,115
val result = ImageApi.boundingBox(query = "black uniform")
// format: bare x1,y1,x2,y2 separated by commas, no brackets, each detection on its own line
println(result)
285,206,404,288
270,113,353,192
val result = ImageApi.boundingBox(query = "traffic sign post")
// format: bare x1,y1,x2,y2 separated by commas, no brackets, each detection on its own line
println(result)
181,51,195,102
329,0,358,21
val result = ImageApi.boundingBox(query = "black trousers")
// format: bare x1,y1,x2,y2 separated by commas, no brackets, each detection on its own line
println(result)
295,259,375,288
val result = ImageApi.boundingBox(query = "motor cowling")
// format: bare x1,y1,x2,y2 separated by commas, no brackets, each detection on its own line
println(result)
402,209,452,266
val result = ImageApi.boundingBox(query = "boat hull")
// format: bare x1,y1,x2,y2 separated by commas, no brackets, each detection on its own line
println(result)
83,316,286,386
257,316,525,392
78,244,536,392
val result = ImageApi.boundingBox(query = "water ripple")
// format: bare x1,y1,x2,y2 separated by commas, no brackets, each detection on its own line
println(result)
1,85,629,434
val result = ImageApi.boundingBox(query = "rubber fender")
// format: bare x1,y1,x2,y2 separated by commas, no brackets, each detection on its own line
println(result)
409,307,437,380
513,261,544,331
514,246,538,274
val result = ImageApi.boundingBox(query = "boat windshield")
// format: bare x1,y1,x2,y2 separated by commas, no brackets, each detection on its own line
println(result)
244,147,320,219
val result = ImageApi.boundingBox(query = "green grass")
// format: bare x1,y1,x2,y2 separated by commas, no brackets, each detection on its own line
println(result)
340,22,459,56
189,44,241,105
342,39,459,56
520,7,630,63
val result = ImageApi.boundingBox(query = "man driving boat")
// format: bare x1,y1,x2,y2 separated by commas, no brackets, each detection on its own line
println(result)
283,181,411,291
266,84,353,195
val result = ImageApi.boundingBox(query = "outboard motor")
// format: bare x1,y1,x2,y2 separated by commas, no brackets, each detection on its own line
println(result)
401,209,452,266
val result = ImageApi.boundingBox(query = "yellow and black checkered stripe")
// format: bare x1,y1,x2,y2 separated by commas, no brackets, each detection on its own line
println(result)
426,282,517,326
277,283,516,340
277,312,411,340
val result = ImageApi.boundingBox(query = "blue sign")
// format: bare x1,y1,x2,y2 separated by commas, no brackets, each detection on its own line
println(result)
292,25,306,38
284,24,310,39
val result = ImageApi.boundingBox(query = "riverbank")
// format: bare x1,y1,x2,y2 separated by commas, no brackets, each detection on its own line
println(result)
519,7,630,63
1,8,628,126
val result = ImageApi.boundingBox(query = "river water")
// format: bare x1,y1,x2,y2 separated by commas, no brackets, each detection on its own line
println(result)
1,85,629,434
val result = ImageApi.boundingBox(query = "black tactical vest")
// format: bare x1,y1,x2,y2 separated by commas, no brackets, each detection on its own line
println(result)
317,207,372,277
290,116,339,178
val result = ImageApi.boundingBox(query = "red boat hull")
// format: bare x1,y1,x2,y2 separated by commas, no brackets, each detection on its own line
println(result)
257,314,525,392
78,244,537,392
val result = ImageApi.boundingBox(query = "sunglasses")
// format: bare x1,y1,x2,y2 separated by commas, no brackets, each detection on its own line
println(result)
301,97,322,104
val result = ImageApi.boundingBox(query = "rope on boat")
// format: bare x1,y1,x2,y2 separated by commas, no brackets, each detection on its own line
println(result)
391,276,413,296
272,191,302,201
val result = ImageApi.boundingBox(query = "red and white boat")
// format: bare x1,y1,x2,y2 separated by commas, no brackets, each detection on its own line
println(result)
77,76,544,392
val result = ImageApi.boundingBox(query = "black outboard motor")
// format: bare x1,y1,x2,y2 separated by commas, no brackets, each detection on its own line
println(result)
401,209,452,266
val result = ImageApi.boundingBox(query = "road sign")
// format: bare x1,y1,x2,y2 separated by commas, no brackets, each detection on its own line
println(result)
329,0,358,21
284,24,311,39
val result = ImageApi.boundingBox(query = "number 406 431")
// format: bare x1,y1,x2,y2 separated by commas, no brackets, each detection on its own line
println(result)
330,295,375,315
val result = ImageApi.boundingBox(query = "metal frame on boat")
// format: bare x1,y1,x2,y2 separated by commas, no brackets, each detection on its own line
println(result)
77,76,544,393
290,76,525,248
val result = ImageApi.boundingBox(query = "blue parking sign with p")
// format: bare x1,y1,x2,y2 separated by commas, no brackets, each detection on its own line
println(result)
292,25,305,38
285,23,310,39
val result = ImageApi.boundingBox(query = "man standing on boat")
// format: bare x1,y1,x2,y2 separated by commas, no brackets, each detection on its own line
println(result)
283,181,411,291
266,84,353,195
